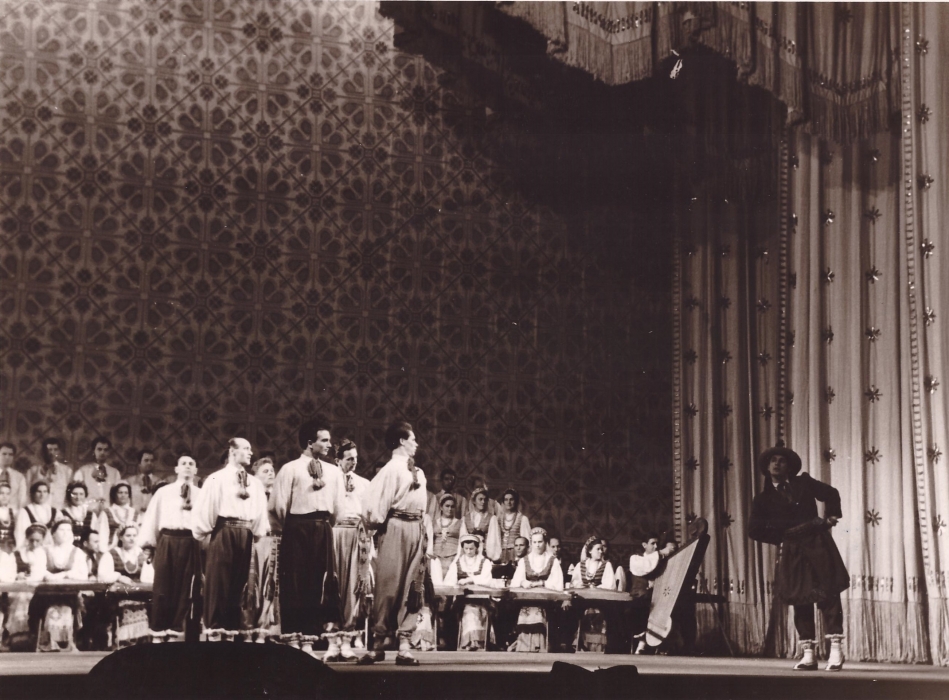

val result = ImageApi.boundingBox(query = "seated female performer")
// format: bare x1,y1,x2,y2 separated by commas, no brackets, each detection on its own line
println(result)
570,536,615,652
35,520,89,651
509,527,563,652
443,533,494,650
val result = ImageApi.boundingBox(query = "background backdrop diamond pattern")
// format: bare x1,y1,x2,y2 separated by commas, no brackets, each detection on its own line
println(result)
0,0,672,562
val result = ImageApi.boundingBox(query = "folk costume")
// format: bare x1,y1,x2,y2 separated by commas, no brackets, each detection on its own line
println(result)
26,462,71,510
571,556,615,652
498,494,531,566
0,466,27,509
361,454,430,664
330,468,373,658
192,462,269,634
14,502,58,550
72,463,122,514
749,443,849,671
138,481,202,637
443,533,494,650
461,487,501,562
272,454,345,646
509,530,564,652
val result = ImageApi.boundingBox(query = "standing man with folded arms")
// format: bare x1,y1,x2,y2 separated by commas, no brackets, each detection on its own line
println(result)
192,437,268,639
358,421,429,666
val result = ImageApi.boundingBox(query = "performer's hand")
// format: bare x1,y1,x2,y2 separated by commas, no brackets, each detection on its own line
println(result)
826,516,838,527
561,600,572,610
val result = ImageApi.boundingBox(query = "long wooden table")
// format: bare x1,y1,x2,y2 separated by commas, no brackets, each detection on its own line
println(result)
0,581,152,594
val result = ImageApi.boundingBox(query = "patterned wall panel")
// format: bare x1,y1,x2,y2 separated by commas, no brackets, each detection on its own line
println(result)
0,0,671,561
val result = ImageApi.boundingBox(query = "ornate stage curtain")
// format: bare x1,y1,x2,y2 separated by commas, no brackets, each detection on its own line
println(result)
676,4,949,662
499,2,901,142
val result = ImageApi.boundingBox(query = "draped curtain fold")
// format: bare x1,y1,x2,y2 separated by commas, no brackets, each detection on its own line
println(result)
675,3,949,663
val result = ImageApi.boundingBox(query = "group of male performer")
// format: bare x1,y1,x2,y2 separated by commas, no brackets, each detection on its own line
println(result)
141,420,427,665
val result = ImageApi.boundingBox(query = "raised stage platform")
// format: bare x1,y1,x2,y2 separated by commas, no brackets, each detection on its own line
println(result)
3,649,949,699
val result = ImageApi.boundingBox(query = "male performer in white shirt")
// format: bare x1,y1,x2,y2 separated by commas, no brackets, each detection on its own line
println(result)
0,442,28,509
73,436,122,514
192,437,269,637
358,421,429,666
26,437,71,509
326,439,372,661
272,420,345,657
127,448,162,513
138,452,202,641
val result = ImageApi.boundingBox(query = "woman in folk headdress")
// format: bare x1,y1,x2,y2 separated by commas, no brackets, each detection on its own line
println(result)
443,533,494,650
570,536,615,652
750,442,849,672
460,487,501,562
98,481,140,551
510,527,563,652
498,489,531,565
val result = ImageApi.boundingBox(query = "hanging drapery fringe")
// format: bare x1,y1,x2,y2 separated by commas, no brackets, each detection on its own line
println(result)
843,600,931,663
928,598,949,666
499,1,900,143
694,601,768,655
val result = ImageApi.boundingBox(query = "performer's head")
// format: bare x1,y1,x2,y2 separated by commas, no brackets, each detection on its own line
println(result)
470,486,488,513
299,419,332,458
336,440,358,474
439,468,456,491
90,436,111,464
548,536,562,559
41,437,63,465
586,536,607,562
642,533,660,554
513,536,529,559
529,527,548,555
460,533,481,558
25,523,47,550
228,437,253,468
439,493,456,519
0,481,10,507
137,448,156,474
30,480,50,505
110,481,132,506
757,441,802,481
82,529,100,555
175,453,197,482
66,481,88,507
501,489,520,514
251,456,275,489
50,519,74,546
384,421,417,457
118,524,138,550
0,442,15,469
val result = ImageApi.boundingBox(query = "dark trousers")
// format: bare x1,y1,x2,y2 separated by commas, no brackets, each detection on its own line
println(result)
151,530,200,633
204,522,253,630
793,595,843,639
279,512,339,635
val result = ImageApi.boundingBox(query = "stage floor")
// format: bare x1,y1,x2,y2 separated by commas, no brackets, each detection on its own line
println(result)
4,650,949,700
2,649,949,681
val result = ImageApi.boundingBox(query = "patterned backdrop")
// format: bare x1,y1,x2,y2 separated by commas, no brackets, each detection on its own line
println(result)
0,0,672,560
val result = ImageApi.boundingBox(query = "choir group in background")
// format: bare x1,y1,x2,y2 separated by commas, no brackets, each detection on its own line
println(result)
0,428,674,662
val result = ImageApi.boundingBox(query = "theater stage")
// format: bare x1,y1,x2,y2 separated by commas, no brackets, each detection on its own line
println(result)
3,650,949,699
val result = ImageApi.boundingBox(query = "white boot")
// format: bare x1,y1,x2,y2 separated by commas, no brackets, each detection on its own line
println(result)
300,635,315,655
825,634,844,671
339,632,357,661
793,639,818,670
353,633,365,649
322,632,342,662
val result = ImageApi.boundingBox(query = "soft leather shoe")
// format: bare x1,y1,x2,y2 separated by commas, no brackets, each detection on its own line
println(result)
395,653,420,667
356,650,384,665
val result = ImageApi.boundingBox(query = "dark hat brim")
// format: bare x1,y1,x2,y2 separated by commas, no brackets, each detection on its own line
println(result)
758,446,802,476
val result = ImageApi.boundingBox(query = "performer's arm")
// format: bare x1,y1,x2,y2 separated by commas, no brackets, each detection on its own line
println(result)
600,562,615,590
137,489,160,549
545,556,564,591
191,474,216,541
250,479,270,539
473,558,493,586
570,561,585,588
271,463,293,527
364,465,396,528
97,551,120,584
519,516,531,540
806,473,843,520
510,558,527,588
485,515,502,562
65,549,89,581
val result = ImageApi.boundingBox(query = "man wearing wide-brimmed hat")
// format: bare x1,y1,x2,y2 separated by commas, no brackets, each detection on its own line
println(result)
750,441,850,672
